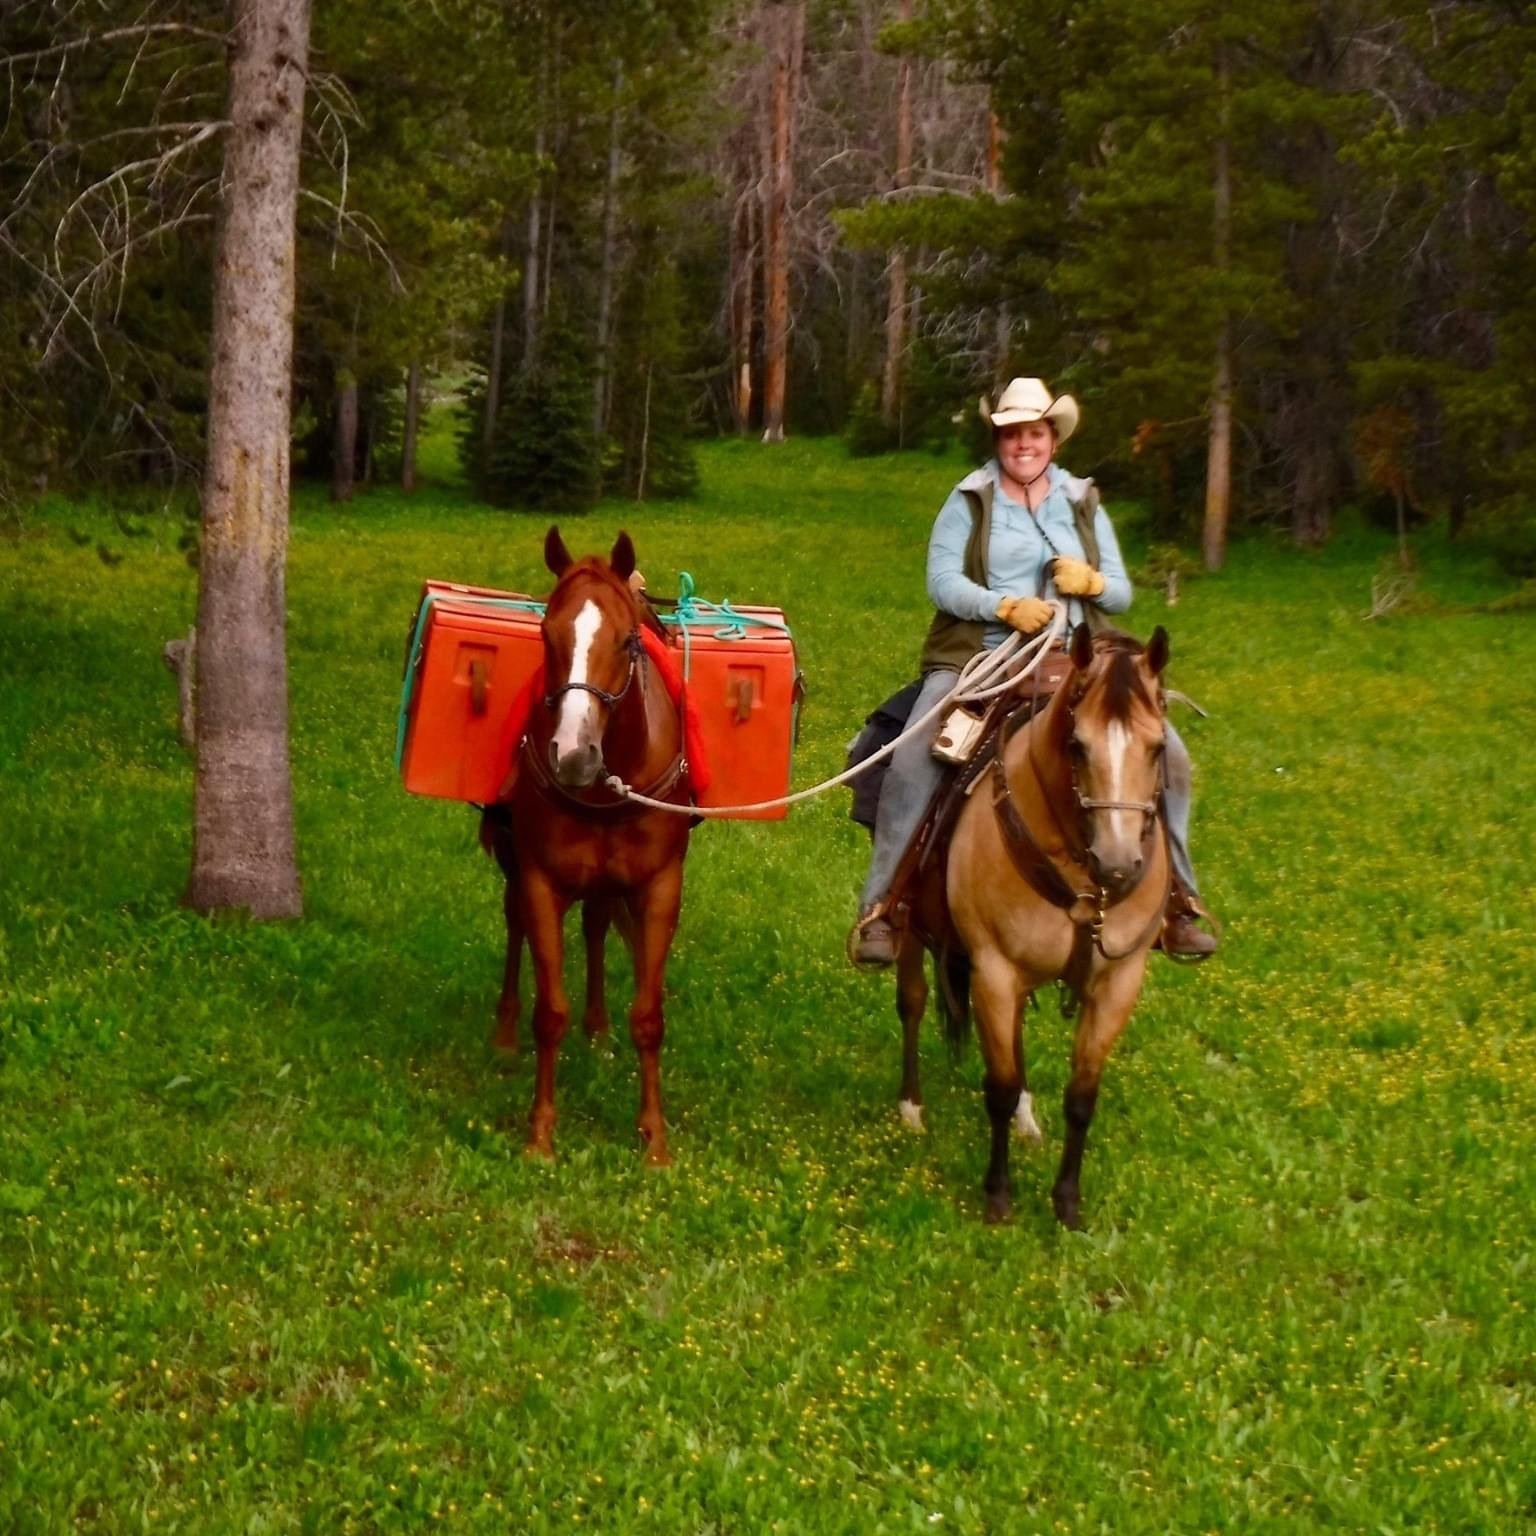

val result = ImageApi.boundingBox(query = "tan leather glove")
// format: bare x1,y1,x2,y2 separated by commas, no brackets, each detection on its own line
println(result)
995,595,1055,634
1051,556,1105,598
628,569,648,594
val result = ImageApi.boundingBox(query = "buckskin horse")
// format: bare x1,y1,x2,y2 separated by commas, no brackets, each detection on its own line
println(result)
496,528,692,1165
904,624,1171,1226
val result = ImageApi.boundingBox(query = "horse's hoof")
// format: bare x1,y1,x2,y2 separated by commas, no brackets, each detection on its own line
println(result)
491,1020,519,1053
582,1012,611,1040
638,1125,672,1167
984,1191,1012,1225
898,1099,925,1133
1052,1189,1083,1230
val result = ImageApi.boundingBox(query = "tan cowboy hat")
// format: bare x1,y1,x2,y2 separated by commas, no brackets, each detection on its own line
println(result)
979,377,1079,442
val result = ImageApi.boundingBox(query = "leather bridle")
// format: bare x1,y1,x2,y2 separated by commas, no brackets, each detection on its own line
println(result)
991,668,1169,970
543,628,645,714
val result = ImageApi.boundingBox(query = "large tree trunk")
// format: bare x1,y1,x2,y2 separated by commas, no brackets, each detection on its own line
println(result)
1202,44,1232,572
401,361,421,493
881,0,913,437
187,0,310,919
759,0,802,444
332,368,357,503
592,61,624,436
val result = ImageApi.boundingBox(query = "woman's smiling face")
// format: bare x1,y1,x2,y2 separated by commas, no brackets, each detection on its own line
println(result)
996,420,1056,489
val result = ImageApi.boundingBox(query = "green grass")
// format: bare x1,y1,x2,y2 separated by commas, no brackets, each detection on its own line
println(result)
2,434,1534,1534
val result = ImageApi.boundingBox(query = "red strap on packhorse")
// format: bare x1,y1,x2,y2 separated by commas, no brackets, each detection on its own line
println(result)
493,627,710,801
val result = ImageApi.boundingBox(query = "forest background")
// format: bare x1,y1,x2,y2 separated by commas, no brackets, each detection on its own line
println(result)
4,0,1536,574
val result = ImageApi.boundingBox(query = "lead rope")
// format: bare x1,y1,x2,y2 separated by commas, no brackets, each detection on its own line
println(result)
602,603,1069,817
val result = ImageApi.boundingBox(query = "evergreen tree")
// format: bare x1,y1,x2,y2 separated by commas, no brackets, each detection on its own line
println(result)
482,322,601,513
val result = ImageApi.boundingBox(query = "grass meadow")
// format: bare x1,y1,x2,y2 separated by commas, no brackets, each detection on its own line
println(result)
3,421,1535,1534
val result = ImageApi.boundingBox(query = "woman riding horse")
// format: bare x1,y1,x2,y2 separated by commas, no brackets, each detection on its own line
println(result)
850,376,1218,967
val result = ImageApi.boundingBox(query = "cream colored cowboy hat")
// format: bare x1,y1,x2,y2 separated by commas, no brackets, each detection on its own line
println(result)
979,377,1079,442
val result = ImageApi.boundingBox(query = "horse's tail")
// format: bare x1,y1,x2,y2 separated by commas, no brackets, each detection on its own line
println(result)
935,943,971,1058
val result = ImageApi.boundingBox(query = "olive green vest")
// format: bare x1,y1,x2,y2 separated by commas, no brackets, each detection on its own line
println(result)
918,477,1107,675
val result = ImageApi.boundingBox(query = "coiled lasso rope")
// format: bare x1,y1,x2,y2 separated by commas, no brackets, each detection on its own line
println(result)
603,602,1069,817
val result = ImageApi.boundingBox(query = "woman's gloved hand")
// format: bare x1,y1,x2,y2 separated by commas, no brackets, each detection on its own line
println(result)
995,595,1055,635
1051,556,1105,598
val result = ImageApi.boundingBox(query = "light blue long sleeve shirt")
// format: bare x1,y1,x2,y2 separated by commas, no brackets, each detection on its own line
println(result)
926,461,1133,648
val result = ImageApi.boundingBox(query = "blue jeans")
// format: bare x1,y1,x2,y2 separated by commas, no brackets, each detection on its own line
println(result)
860,668,1201,909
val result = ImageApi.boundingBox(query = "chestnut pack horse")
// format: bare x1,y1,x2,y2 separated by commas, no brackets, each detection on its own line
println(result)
903,625,1171,1227
494,528,692,1165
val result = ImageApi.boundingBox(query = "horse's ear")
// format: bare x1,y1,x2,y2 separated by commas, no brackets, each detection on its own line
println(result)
1145,625,1170,676
1069,622,1094,671
545,525,573,577
609,531,636,582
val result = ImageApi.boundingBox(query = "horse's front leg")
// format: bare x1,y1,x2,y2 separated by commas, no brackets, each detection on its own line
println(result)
625,858,683,1167
519,864,572,1159
1012,1002,1043,1142
972,950,1024,1223
580,898,613,1040
896,932,929,1131
1051,959,1146,1230
493,875,522,1053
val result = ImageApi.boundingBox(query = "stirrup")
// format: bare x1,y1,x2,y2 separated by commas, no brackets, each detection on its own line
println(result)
847,902,899,972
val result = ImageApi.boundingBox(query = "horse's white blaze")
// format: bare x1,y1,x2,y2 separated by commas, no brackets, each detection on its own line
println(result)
1104,719,1132,842
1013,1092,1043,1143
899,1098,925,1132
551,599,603,759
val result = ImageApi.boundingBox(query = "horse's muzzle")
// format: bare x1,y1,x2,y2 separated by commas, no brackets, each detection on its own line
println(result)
1087,844,1143,895
550,738,603,789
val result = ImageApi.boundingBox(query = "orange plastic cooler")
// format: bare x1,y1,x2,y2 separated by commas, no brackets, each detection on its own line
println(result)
396,582,543,802
669,604,801,821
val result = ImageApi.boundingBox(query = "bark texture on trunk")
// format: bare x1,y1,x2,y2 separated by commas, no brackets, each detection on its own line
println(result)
188,0,310,919
1202,45,1232,573
881,0,913,437
401,361,421,493
759,0,802,444
332,369,357,503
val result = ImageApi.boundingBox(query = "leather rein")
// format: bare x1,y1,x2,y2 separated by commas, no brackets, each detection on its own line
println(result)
523,626,689,817
990,679,1168,969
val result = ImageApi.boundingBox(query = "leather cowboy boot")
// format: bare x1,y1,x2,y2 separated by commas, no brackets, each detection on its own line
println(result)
1161,882,1218,960
848,904,899,969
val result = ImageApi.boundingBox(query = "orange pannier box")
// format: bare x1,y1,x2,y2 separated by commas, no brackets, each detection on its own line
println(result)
396,580,802,818
396,581,544,803
667,603,801,822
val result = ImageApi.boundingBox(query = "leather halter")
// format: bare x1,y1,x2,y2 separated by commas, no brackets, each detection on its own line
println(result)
991,670,1168,974
543,628,644,713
